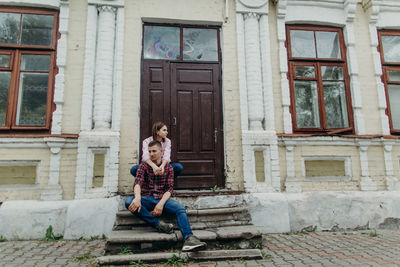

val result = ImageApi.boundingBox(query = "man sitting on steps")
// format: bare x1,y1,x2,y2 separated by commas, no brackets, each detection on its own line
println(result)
125,140,206,252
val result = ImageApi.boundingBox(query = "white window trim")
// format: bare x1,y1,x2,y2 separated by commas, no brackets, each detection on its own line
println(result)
365,0,400,135
277,0,365,134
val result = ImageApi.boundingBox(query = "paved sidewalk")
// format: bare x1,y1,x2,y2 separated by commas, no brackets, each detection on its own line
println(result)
1,229,400,266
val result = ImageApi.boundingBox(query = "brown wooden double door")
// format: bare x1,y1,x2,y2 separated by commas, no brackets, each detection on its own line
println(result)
140,60,224,189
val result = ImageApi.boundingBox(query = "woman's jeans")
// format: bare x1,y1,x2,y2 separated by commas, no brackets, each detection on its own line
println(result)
130,163,183,179
125,195,193,241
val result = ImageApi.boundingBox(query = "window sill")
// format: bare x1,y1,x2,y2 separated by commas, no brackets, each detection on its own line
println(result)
0,184,40,191
0,133,78,138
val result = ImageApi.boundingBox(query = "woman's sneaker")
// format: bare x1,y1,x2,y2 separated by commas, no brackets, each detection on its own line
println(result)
156,222,174,234
182,235,206,252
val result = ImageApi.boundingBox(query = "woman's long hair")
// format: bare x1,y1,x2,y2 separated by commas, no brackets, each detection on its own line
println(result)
152,121,167,142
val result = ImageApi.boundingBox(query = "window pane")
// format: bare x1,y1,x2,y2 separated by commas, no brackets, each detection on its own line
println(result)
316,31,341,59
21,54,50,71
294,80,320,128
381,35,400,63
323,81,349,128
143,26,180,60
295,66,315,78
0,54,10,68
16,73,48,126
388,70,400,82
0,72,11,126
0,12,20,44
388,84,400,130
321,66,343,80
20,14,53,46
290,30,316,58
183,28,218,61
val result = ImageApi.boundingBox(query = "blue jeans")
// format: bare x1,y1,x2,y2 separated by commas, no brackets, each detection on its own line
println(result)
130,163,183,179
125,195,193,241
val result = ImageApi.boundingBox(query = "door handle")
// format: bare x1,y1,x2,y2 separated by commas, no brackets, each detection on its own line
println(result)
214,128,218,144
173,117,177,126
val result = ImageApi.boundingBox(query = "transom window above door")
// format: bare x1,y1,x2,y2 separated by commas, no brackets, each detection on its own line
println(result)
0,7,58,132
286,25,353,133
143,25,220,62
378,31,400,133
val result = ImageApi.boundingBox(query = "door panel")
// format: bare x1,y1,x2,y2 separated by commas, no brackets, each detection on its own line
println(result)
171,63,223,189
140,61,170,145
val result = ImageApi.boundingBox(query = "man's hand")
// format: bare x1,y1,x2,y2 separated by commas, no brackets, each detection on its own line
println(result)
152,165,163,176
128,198,141,213
151,202,164,217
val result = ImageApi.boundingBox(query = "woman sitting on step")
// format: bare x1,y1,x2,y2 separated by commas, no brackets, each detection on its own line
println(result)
130,121,183,179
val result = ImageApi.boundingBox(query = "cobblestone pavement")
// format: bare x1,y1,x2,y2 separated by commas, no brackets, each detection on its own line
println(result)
1,229,400,266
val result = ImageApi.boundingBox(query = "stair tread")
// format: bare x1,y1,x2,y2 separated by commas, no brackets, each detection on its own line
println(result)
117,206,247,217
107,225,261,243
97,249,262,265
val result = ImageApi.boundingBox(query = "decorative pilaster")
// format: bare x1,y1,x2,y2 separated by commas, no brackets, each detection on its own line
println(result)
93,5,116,129
244,12,264,130
383,143,400,191
344,0,366,135
259,14,276,131
236,0,281,193
51,0,69,134
365,0,390,135
41,138,65,200
236,0,268,131
284,143,301,193
276,0,292,134
358,142,377,191
76,0,124,199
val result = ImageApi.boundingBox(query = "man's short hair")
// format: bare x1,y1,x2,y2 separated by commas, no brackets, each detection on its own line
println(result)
148,140,162,149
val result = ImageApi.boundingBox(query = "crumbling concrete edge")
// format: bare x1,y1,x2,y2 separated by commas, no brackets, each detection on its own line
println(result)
244,191,400,233
0,196,120,240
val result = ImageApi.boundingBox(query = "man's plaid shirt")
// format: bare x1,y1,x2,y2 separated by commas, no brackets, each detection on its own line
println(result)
134,161,174,199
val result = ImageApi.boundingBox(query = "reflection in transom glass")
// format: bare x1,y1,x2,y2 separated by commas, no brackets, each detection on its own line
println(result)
295,66,315,78
290,30,316,58
21,54,50,71
381,35,400,63
316,31,341,59
0,12,20,44
143,26,180,60
321,66,343,80
183,28,218,61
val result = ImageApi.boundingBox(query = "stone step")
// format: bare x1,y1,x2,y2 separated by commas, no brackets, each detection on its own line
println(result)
105,225,262,254
118,194,246,211
114,206,251,230
97,249,262,265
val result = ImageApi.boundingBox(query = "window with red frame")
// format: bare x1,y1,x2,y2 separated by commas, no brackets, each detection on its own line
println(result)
378,30,400,134
0,7,58,131
286,25,353,133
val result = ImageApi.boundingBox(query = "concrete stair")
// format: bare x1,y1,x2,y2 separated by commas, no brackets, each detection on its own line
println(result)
99,193,263,265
